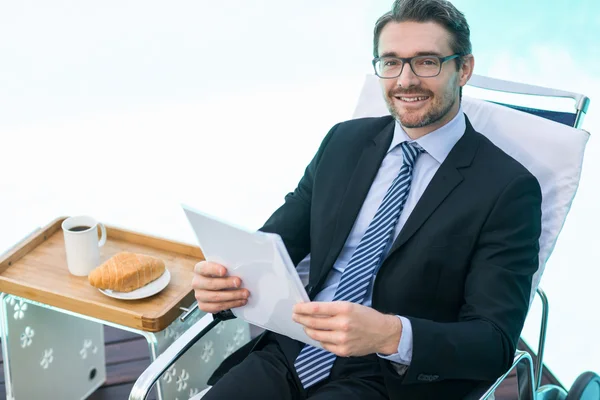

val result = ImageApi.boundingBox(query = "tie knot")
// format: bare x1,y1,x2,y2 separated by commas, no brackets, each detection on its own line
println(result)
400,141,425,167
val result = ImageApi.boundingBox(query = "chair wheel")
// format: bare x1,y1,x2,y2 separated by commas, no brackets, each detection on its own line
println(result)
565,371,600,400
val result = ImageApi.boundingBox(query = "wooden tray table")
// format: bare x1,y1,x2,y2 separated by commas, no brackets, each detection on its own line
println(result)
0,216,204,332
0,216,254,400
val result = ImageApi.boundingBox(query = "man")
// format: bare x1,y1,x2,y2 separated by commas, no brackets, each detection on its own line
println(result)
192,0,542,398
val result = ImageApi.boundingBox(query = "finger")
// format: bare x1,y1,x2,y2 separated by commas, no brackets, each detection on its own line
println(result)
197,299,248,314
294,301,351,316
192,273,243,291
194,261,228,277
321,343,352,358
320,342,338,354
306,327,351,347
293,314,341,331
304,327,341,345
194,288,249,303
293,302,331,316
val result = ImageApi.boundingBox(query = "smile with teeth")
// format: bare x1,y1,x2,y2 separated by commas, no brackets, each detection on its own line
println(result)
396,96,429,102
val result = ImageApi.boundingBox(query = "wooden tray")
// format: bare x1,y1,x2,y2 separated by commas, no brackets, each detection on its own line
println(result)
0,217,204,332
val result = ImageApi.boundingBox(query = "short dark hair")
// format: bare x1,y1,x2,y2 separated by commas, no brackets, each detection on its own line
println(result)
373,0,472,66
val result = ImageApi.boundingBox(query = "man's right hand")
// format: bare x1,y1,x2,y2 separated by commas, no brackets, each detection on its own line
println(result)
192,261,250,313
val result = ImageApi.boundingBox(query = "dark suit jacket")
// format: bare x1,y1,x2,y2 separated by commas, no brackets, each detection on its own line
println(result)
210,115,542,399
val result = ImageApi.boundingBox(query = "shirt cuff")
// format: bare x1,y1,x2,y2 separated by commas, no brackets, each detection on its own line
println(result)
376,316,413,365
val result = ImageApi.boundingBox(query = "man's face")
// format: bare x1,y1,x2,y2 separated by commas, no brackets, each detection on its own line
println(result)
377,21,472,135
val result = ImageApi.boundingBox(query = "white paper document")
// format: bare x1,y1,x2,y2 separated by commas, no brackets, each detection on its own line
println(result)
182,203,322,348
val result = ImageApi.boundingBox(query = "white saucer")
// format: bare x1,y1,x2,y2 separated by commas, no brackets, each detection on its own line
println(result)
99,269,171,300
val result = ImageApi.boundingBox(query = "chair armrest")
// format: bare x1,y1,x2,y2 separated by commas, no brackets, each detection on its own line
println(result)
129,312,219,400
463,287,549,400
463,350,536,400
534,287,549,390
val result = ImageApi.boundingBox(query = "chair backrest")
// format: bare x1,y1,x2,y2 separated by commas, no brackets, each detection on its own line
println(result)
467,74,590,129
352,74,590,304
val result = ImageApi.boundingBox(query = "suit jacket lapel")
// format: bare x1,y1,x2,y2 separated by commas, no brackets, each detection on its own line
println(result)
316,119,395,285
385,116,480,258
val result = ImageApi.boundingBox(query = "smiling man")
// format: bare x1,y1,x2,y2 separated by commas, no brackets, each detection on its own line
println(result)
193,0,542,399
377,19,471,137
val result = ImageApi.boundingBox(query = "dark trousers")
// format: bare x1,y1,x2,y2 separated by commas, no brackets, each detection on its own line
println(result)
203,332,389,399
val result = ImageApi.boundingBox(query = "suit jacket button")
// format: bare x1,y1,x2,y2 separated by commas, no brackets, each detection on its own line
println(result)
417,374,440,382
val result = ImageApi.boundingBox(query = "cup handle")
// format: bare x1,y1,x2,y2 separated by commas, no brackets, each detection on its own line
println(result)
98,223,107,247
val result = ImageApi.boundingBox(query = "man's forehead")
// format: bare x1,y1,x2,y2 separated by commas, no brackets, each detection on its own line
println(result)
378,21,453,56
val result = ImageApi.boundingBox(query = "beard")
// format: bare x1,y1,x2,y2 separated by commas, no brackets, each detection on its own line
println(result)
385,84,458,129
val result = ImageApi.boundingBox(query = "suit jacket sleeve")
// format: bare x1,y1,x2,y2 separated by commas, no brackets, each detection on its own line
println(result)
402,172,542,383
258,123,339,266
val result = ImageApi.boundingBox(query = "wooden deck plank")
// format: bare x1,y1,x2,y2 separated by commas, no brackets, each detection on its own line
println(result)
105,337,150,365
105,358,152,387
104,325,141,344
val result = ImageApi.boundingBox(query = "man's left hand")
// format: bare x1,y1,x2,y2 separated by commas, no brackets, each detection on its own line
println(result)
292,301,402,357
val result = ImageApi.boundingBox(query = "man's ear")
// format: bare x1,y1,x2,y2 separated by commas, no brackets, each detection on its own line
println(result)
459,54,475,87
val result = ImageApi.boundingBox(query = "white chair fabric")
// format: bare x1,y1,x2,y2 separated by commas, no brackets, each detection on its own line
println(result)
352,74,589,303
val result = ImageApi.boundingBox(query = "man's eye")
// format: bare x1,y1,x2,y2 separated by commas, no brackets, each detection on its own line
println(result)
383,60,399,67
417,58,438,66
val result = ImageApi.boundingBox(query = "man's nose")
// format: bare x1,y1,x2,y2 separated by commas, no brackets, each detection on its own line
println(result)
396,62,420,88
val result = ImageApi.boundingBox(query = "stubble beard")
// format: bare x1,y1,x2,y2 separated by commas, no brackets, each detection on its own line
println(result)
386,85,458,129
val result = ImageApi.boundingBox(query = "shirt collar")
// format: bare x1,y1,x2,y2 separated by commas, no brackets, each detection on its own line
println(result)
388,106,466,164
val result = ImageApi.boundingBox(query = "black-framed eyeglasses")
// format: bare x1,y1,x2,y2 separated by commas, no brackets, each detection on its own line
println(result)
372,54,461,78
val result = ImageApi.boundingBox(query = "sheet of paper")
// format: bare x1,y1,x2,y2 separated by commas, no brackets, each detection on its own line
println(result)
182,203,322,348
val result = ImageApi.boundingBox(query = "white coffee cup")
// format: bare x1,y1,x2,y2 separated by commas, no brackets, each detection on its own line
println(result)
62,216,107,276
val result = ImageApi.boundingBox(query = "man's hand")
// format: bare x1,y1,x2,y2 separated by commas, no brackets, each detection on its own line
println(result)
192,261,249,313
292,301,402,357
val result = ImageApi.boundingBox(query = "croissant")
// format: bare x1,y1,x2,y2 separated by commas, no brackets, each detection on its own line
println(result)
88,252,166,292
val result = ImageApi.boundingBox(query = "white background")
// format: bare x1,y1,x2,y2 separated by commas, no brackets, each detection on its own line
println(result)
1,0,598,389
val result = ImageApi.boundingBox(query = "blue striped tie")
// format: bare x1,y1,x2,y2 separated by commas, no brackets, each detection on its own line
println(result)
294,141,425,389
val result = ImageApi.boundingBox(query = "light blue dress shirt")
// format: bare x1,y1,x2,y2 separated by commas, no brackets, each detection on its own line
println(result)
295,108,466,366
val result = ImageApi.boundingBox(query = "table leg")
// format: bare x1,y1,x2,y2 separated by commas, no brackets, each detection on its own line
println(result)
0,293,251,400
0,293,106,400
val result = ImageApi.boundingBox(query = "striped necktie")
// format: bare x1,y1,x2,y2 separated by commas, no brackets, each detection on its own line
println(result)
294,141,425,389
